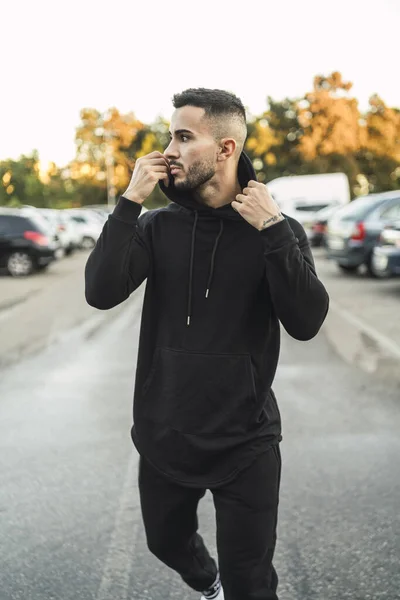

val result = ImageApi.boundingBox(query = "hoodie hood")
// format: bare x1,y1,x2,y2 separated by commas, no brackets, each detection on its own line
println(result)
159,151,257,220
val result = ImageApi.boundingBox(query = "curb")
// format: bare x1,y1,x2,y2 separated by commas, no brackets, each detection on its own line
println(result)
322,299,400,384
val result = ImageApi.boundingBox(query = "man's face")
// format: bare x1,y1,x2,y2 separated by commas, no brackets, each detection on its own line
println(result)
164,106,218,191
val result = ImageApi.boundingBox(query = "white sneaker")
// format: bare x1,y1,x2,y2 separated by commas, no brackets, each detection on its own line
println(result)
200,588,224,600
200,573,224,600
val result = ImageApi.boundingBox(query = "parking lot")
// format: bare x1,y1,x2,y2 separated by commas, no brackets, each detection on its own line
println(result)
1,236,399,600
1,204,400,600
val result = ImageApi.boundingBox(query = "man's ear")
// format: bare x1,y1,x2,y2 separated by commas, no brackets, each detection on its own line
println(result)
217,138,237,161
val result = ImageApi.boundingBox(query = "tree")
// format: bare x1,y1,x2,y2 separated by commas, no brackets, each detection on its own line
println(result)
0,152,46,207
245,97,303,183
70,108,145,206
356,95,400,193
69,109,171,207
363,95,400,162
297,71,361,161
247,71,400,199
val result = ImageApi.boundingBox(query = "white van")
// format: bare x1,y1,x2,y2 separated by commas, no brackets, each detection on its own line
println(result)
266,172,351,238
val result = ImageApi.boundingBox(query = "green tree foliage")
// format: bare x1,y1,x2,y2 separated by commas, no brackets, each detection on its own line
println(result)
246,97,304,183
0,152,45,207
69,107,146,206
69,109,170,208
0,153,76,208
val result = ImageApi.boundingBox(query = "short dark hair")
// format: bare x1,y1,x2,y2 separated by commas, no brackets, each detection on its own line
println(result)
172,88,247,152
172,88,246,122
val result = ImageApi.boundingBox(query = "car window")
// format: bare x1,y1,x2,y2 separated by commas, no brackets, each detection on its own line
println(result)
0,216,12,234
379,201,400,221
71,216,86,223
0,215,33,234
334,196,385,221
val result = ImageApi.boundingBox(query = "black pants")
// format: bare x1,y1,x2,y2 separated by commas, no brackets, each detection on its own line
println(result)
138,445,281,600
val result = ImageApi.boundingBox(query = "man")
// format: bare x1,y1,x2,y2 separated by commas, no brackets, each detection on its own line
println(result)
85,88,329,600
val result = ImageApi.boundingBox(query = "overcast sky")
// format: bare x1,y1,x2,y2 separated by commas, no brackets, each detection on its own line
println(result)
1,0,398,166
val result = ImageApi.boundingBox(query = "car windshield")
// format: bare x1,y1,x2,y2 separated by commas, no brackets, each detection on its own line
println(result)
334,196,385,221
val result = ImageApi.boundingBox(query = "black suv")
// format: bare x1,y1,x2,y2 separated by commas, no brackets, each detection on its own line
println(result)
0,209,56,276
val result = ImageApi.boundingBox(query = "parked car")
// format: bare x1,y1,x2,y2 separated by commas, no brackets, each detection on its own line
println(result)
370,221,400,278
21,205,63,257
308,204,341,247
59,211,83,251
326,191,400,275
37,208,79,256
0,209,56,276
65,209,103,249
81,205,112,221
80,208,108,226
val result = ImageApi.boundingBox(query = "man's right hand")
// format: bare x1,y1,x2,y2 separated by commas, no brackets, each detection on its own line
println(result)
123,151,170,204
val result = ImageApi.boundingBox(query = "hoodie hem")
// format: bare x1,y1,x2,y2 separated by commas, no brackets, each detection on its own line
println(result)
131,426,281,488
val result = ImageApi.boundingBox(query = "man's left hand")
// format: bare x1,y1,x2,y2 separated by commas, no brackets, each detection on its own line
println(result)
231,180,285,230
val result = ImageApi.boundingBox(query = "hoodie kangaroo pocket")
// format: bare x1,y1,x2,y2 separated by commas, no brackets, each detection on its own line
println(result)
141,348,257,435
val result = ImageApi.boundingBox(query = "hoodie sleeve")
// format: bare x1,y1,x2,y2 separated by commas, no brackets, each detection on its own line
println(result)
85,197,151,310
260,216,329,341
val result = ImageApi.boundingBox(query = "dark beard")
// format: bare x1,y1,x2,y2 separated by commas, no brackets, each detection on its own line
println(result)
173,159,216,191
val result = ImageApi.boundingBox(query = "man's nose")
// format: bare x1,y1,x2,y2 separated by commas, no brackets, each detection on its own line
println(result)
164,140,179,159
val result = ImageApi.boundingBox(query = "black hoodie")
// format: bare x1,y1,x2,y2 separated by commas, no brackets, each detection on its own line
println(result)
85,153,329,487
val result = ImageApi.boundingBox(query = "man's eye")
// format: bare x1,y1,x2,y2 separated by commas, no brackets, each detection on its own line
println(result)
181,135,189,142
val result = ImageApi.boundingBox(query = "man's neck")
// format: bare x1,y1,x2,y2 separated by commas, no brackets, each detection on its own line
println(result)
194,170,242,209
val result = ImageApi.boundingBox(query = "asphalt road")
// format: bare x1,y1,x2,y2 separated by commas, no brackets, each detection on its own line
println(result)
0,250,113,368
1,286,399,600
313,249,400,376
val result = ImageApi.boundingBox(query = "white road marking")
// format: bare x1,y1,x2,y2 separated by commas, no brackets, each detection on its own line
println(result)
96,455,139,600
328,299,400,360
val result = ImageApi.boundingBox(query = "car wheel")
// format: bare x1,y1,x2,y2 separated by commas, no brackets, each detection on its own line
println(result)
7,252,34,277
81,236,96,249
337,263,359,274
367,254,392,279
